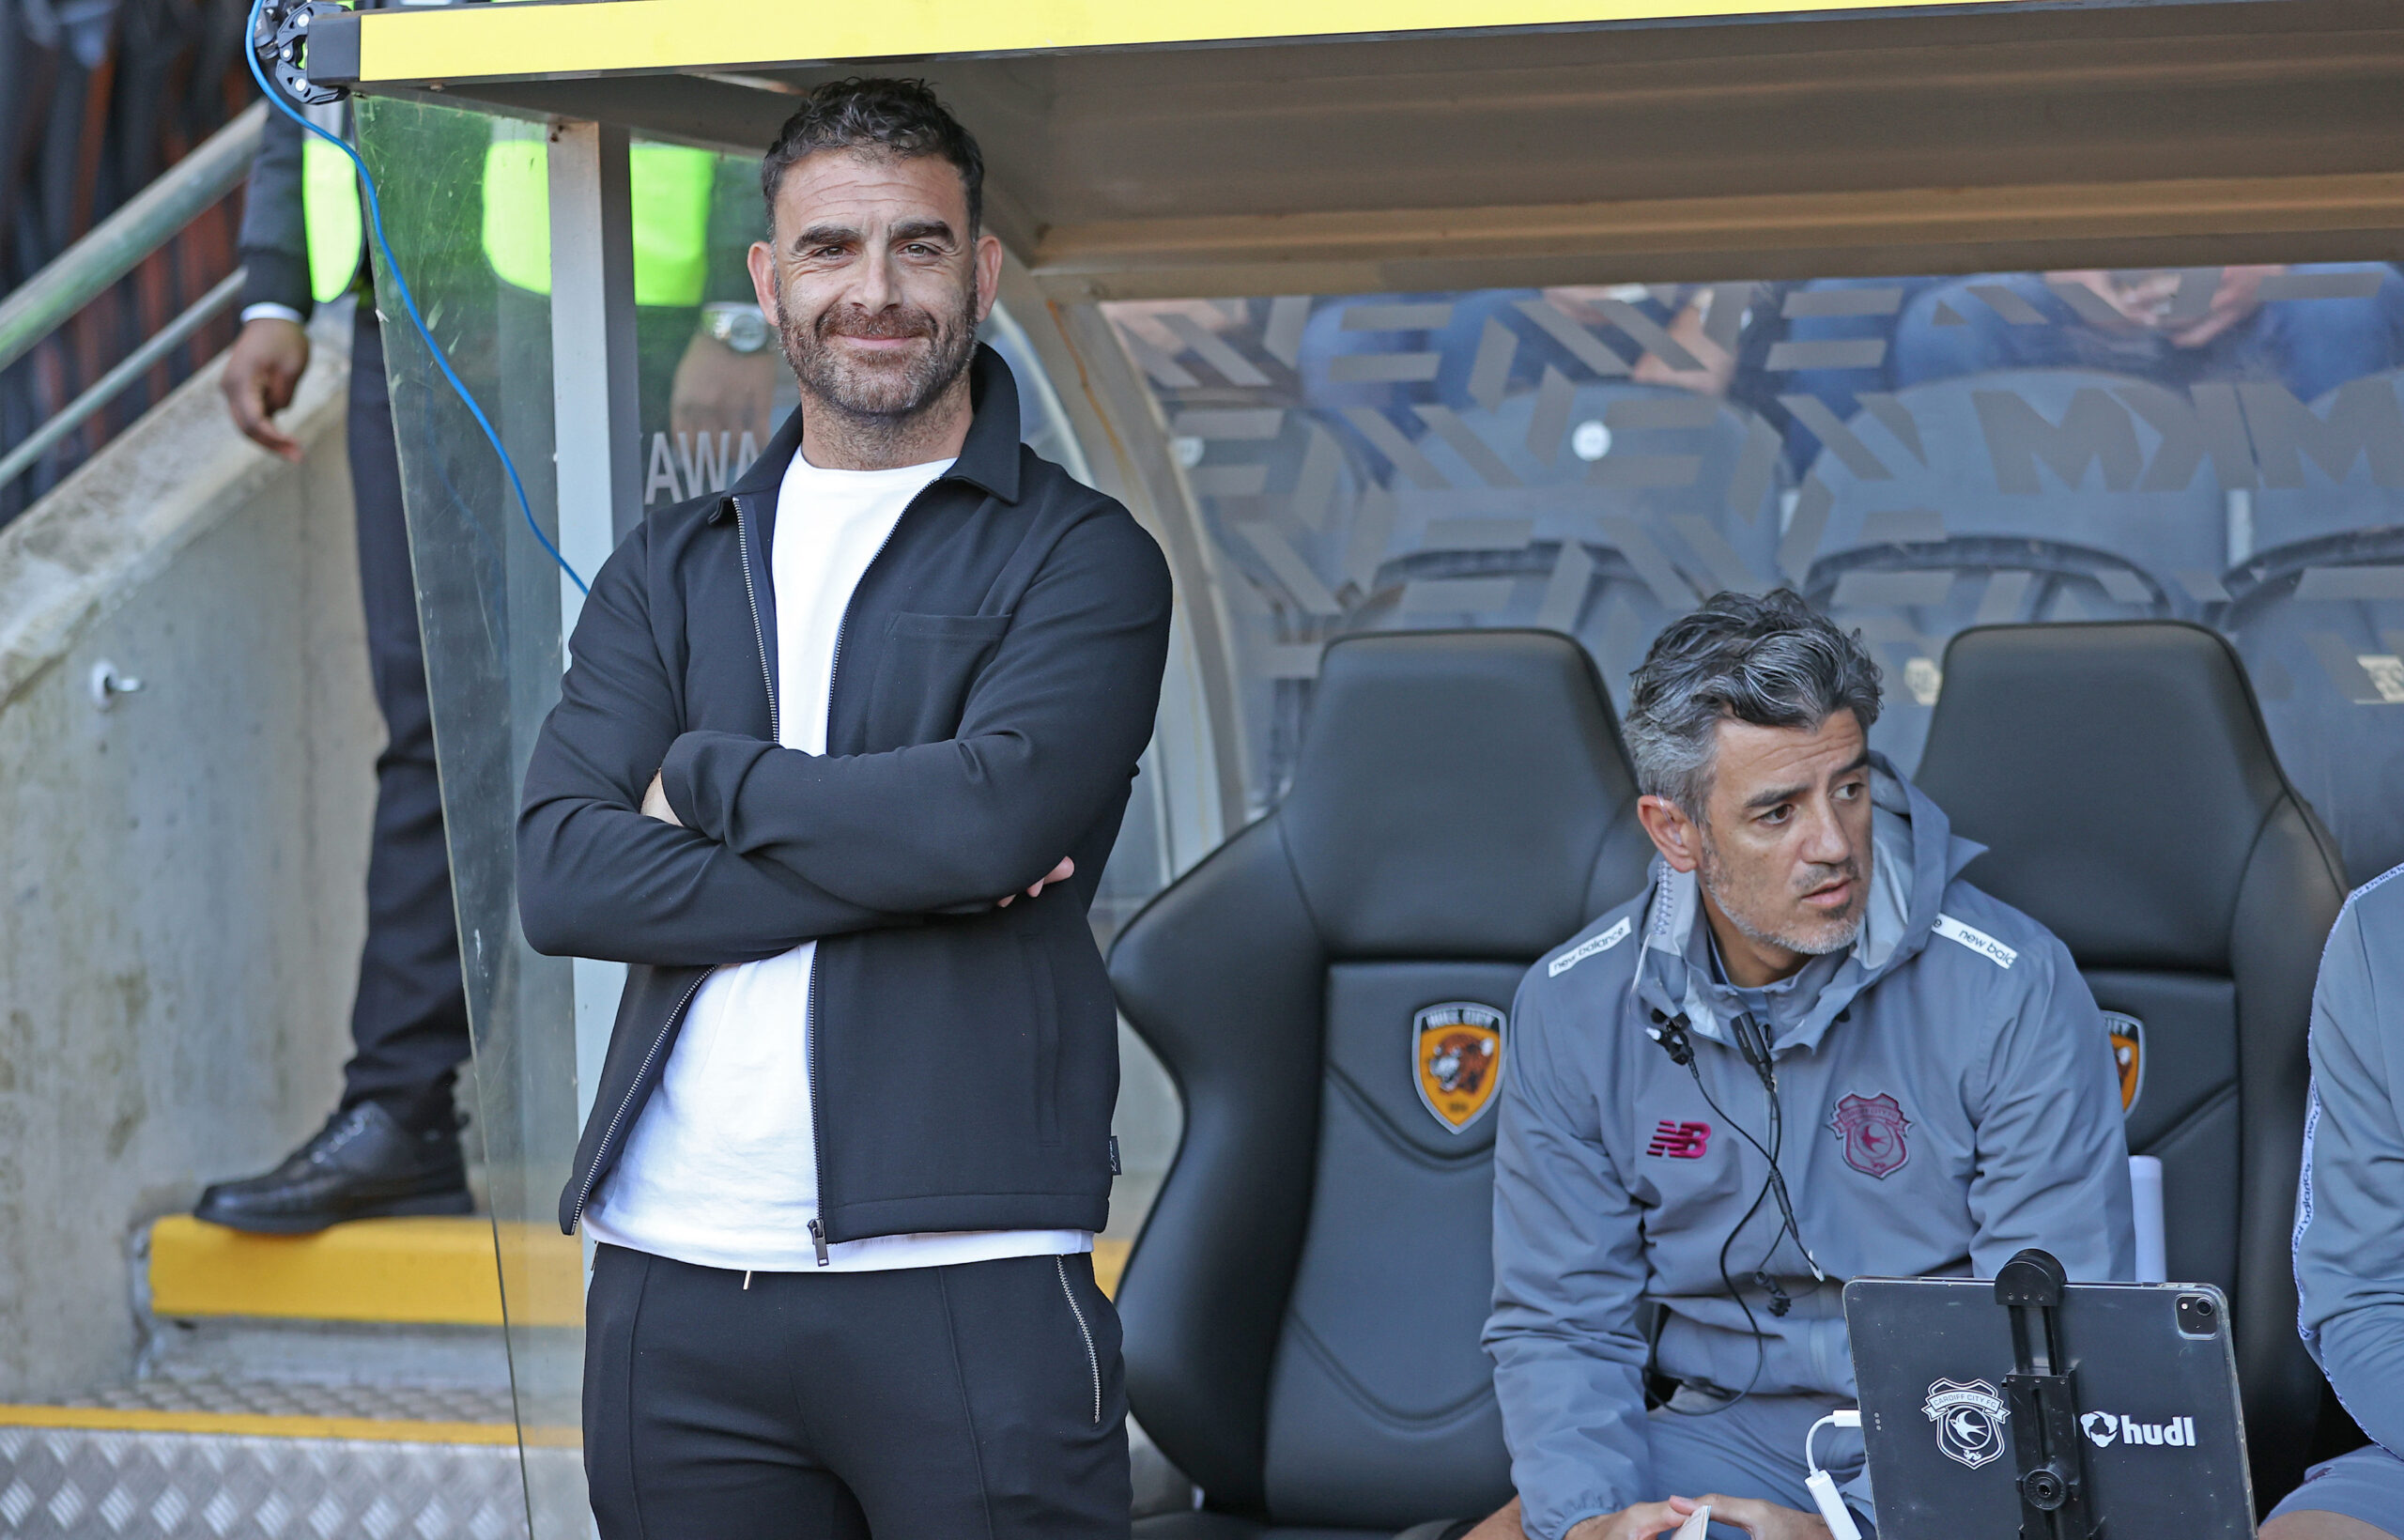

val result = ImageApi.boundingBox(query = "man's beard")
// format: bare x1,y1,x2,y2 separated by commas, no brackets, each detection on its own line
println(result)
778,278,980,427
1697,835,1868,960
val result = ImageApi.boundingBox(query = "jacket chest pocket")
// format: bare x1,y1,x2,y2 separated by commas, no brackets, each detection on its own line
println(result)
864,612,1012,748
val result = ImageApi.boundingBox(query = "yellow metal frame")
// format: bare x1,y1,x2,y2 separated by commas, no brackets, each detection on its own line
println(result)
147,1216,581,1329
0,1407,526,1446
348,0,2019,83
146,1217,1133,1331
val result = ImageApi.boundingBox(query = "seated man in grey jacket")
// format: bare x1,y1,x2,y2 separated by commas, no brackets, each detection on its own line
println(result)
1472,590,2133,1540
2263,864,2404,1540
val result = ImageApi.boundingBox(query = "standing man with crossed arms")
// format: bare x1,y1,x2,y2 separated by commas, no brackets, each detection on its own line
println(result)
517,78,1171,1538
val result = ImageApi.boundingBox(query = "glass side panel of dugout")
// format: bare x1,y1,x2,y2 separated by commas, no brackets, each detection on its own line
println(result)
1102,270,2404,884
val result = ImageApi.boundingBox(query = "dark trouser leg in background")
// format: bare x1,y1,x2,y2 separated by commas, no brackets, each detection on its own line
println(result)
193,307,475,1235
338,308,472,1127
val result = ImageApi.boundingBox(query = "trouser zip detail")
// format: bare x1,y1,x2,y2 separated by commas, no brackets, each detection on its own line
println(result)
1056,1255,1101,1424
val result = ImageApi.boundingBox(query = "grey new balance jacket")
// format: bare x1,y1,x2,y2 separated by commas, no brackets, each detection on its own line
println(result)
2293,862,2404,1458
1485,761,2134,1540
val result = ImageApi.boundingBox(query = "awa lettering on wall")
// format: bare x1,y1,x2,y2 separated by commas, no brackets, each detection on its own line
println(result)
646,430,763,505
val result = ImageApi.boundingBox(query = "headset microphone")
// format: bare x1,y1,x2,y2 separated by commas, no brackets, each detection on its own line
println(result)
1648,1002,1827,1415
1645,1009,1694,1067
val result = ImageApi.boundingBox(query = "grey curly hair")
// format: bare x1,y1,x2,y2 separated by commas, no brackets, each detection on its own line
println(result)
762,77,985,234
1624,589,1883,818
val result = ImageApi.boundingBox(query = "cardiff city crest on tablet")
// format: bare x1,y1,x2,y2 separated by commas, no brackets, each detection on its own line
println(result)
1413,1003,1504,1133
1924,1378,2011,1470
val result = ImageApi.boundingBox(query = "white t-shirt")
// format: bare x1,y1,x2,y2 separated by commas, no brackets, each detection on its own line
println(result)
583,449,1094,1272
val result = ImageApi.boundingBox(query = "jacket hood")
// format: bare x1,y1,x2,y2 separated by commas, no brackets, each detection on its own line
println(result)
1633,752,1985,1055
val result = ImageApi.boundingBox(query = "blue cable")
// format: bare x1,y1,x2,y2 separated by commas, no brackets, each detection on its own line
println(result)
243,0,587,593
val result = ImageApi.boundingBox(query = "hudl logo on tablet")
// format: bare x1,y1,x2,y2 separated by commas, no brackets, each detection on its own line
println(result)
1923,1379,2011,1470
2081,1409,2198,1449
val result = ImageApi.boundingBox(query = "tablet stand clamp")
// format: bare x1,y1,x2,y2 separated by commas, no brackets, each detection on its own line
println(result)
1996,1248,2100,1540
251,0,349,105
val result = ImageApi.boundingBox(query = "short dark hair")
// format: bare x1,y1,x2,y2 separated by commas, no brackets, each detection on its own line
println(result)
1624,589,1883,816
761,77,985,235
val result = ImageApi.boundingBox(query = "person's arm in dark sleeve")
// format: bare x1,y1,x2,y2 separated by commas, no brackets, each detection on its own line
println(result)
1483,970,1655,1540
1965,931,2135,1282
2294,889,2404,1454
657,508,1173,914
238,106,313,321
517,526,915,965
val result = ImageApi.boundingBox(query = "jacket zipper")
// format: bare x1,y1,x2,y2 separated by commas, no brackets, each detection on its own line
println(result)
794,488,918,1264
733,497,778,744
1057,1255,1102,1424
569,970,710,1228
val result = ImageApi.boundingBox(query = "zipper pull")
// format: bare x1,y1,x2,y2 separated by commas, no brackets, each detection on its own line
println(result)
809,1218,830,1267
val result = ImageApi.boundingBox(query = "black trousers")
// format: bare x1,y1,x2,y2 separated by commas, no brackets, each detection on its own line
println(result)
584,1245,1132,1540
340,309,471,1123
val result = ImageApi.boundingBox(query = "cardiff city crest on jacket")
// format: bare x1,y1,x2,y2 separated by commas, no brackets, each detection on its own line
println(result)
1413,1003,1504,1133
1923,1378,2011,1470
1830,1091,1912,1178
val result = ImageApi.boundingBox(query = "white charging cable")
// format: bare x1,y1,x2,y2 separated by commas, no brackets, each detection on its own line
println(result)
1804,1409,1864,1540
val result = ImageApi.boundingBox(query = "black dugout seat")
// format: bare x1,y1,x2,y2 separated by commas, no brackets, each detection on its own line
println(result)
1109,630,1653,1536
1913,621,2350,1502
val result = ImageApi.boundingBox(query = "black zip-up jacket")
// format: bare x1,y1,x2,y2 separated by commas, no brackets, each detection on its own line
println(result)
518,347,1173,1245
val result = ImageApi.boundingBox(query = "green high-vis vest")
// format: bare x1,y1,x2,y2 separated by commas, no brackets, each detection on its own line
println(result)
301,133,365,305
300,131,717,308
481,140,717,306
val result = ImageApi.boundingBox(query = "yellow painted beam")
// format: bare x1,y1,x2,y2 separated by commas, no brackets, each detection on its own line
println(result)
148,1215,583,1329
0,1406,528,1445
150,1216,1126,1329
350,0,2028,85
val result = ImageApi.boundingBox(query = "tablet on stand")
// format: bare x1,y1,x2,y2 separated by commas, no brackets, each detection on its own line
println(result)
1844,1249,2255,1540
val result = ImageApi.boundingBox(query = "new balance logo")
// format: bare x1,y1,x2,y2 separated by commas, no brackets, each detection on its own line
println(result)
1648,1119,1711,1159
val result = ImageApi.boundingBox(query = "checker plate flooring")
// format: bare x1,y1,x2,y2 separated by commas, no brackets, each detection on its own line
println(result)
51,1379,513,1426
0,1426,533,1540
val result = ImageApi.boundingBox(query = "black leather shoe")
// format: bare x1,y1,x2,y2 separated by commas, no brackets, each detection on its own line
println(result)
193,1101,471,1235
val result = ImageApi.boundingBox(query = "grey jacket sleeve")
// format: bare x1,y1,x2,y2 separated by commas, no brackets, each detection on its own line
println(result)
238,106,314,319
2294,874,2404,1455
1964,927,2134,1283
1484,969,1653,1540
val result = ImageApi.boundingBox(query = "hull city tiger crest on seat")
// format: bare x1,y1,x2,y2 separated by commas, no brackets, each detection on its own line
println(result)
1830,1091,1911,1178
2104,1011,2145,1114
1413,1003,1505,1132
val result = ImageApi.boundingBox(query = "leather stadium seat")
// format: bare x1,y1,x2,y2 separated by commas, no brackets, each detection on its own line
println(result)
1913,621,2350,1502
1794,368,2227,768
2221,369,2404,883
1108,630,1653,1537
2222,526,2404,886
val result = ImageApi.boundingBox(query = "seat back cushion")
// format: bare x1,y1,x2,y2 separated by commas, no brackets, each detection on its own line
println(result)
1114,630,1650,1521
1914,621,2348,1498
1261,962,1523,1528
